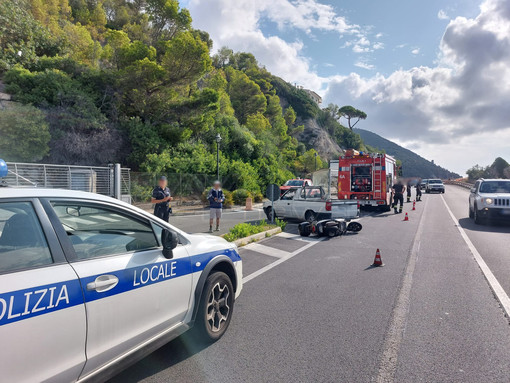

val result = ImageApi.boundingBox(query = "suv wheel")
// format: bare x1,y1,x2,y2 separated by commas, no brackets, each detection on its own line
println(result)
468,205,474,219
195,272,234,342
474,205,483,225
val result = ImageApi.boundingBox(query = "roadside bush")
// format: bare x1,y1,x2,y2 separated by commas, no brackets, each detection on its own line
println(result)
131,181,153,203
223,220,272,242
232,189,252,205
252,191,263,203
274,217,287,231
201,187,233,208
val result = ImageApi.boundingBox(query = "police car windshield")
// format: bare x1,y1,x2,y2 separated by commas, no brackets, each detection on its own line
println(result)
480,181,510,193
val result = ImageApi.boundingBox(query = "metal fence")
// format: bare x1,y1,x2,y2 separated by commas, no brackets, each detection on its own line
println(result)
4,162,131,199
130,172,233,204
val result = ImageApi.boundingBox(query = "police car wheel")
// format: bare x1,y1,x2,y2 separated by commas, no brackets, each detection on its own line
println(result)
196,272,234,342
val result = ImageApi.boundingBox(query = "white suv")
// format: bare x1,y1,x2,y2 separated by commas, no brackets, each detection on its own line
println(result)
469,179,510,224
0,188,242,382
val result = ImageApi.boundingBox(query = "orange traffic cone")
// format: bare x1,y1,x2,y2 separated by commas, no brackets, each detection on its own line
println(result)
372,248,384,267
412,201,416,211
404,212,409,221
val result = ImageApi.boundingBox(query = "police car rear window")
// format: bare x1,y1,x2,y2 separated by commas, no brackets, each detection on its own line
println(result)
0,202,53,273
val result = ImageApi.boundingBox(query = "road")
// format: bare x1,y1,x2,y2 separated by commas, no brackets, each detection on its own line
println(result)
169,208,267,236
109,185,510,383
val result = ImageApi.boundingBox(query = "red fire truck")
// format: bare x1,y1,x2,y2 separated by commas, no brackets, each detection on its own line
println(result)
337,150,397,211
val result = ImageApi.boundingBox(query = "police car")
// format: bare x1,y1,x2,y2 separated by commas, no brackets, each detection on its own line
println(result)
0,187,242,382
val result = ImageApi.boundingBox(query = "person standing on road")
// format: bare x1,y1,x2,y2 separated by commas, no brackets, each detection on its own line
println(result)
151,176,173,222
392,179,406,214
416,179,422,202
406,180,412,203
208,180,224,233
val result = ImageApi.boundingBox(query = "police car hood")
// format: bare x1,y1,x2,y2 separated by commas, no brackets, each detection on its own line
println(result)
185,233,237,253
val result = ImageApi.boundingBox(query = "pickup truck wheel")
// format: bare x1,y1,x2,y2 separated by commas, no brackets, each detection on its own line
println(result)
194,272,234,342
265,207,276,221
305,210,316,222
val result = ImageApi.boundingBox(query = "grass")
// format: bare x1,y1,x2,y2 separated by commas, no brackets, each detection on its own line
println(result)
223,218,286,242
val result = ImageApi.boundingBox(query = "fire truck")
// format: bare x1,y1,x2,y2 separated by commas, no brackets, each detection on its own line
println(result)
337,150,397,211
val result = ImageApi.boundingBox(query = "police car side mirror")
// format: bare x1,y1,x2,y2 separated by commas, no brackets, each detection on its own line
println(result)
162,230,179,259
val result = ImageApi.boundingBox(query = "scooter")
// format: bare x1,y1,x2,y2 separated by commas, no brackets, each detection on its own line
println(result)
298,218,363,238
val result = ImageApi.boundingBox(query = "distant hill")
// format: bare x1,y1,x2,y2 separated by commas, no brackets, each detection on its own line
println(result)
354,128,460,179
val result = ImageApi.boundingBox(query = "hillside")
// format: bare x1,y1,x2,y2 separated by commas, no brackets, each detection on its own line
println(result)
354,128,460,179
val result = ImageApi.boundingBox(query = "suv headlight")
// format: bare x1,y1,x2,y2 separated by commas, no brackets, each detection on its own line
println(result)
483,198,493,205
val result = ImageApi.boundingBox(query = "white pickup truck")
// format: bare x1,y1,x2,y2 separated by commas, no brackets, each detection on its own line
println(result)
263,186,359,221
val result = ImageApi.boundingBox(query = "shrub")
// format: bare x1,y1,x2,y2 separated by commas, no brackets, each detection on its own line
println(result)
252,191,263,203
232,189,252,205
131,182,153,203
223,220,269,242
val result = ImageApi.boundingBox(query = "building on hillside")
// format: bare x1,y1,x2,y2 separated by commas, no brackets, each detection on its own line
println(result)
295,84,322,106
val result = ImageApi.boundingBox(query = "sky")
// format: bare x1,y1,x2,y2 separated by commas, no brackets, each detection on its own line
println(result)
183,0,510,175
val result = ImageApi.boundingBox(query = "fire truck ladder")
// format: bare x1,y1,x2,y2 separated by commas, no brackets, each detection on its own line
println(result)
373,154,384,199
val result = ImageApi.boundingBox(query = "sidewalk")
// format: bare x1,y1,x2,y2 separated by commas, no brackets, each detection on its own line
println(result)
135,201,264,217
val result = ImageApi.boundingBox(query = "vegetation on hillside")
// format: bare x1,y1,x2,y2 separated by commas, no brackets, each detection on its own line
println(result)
0,0,329,195
466,157,510,181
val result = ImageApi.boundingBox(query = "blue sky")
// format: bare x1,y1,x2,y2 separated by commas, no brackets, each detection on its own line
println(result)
186,0,510,175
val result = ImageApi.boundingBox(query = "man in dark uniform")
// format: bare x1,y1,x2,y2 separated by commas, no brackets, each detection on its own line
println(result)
392,179,406,214
406,180,412,202
151,176,173,222
415,179,422,202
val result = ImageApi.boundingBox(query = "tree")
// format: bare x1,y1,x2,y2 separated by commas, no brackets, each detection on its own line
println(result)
284,106,296,126
492,157,509,178
0,104,50,161
145,0,191,43
338,105,367,130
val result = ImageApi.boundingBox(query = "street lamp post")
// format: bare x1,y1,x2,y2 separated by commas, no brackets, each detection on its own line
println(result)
215,133,222,180
314,152,318,171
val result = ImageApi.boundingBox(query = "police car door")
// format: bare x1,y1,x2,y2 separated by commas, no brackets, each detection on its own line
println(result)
0,199,86,383
43,199,192,378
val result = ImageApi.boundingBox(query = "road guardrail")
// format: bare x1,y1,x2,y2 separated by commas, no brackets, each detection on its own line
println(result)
443,180,474,190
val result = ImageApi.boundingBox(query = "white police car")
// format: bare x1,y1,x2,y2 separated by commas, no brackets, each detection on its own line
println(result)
0,188,242,382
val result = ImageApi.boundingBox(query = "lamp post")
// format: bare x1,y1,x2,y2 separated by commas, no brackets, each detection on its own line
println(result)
314,152,318,171
215,133,222,180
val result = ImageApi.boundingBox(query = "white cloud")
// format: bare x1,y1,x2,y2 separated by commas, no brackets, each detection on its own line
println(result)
411,48,420,55
354,61,375,70
438,9,450,20
188,0,383,89
324,0,510,174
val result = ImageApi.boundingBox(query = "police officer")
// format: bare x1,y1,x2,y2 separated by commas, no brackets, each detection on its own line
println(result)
406,179,412,203
392,179,406,214
415,179,422,202
151,176,173,222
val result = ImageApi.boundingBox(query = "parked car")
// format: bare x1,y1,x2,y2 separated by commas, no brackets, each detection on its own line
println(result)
469,179,510,224
264,186,359,222
280,178,313,195
0,188,242,382
425,179,445,193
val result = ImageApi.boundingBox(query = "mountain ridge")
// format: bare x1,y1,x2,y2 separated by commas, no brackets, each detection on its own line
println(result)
354,128,460,179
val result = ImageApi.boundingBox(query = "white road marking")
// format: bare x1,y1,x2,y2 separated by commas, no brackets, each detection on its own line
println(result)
243,243,290,258
376,197,429,383
441,195,510,318
242,239,324,284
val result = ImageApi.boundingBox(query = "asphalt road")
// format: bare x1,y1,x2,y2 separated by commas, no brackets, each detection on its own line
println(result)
109,186,510,383
168,208,267,236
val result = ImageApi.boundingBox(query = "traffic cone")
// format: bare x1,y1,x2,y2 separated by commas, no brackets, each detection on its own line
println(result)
404,212,409,221
412,201,416,211
372,248,384,267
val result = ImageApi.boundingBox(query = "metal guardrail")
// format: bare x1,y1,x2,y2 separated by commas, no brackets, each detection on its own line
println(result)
4,162,131,198
443,180,474,189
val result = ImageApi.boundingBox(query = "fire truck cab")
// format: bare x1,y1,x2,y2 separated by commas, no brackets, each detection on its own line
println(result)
337,150,396,211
